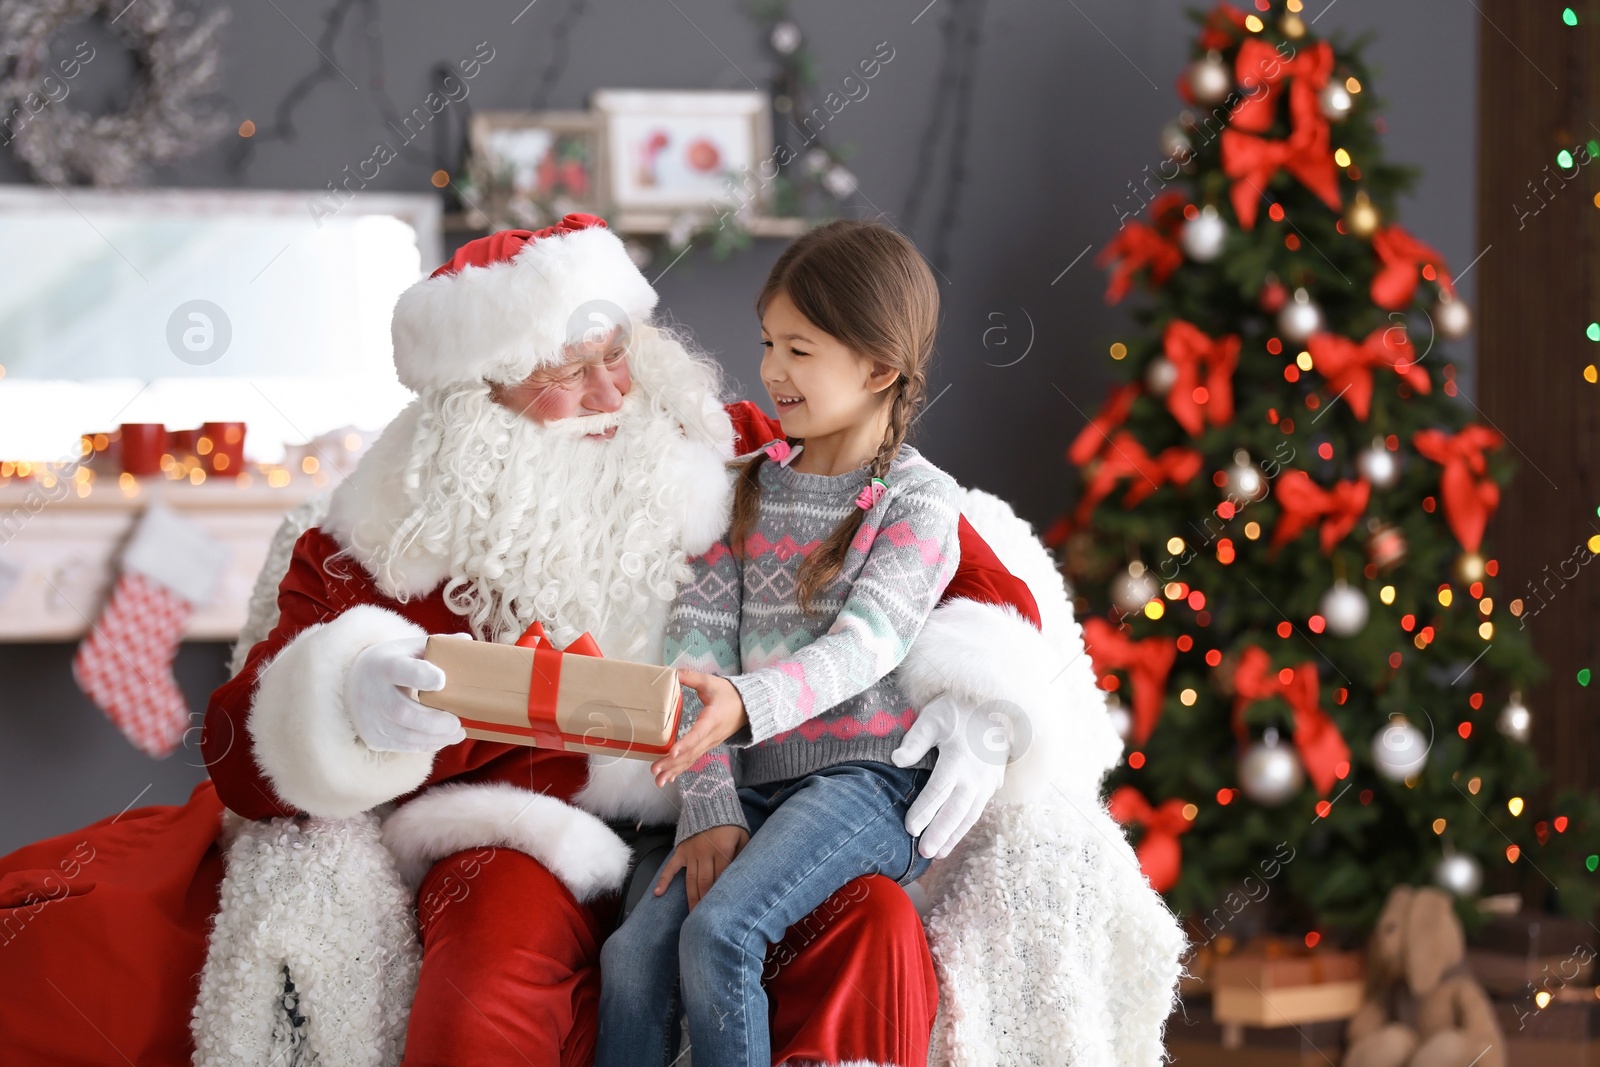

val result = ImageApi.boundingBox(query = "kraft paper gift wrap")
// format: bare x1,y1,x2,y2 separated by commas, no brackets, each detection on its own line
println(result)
414,631,683,759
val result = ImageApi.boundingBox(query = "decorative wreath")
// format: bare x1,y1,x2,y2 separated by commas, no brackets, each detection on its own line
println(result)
0,0,229,186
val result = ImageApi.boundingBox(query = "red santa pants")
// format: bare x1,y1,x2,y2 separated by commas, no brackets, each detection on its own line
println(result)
402,848,937,1067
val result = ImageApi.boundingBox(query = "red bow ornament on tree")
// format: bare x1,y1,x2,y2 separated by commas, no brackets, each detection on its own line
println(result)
1083,617,1179,745
1108,786,1193,893
1230,646,1349,795
1306,326,1430,421
1229,39,1334,134
1075,431,1204,525
1412,425,1503,553
1220,60,1342,229
1068,382,1141,467
1162,320,1239,435
1370,225,1455,311
1196,4,1250,52
1270,470,1371,555
1097,192,1186,304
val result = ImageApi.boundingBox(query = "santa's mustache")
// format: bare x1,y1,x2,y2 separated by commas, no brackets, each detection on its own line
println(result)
540,398,635,438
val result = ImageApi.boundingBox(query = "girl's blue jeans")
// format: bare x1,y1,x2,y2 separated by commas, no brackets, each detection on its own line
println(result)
594,758,934,1067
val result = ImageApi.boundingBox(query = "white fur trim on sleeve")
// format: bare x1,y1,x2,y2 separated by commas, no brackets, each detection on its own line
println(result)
573,754,682,826
381,781,633,903
896,597,1122,806
247,604,436,818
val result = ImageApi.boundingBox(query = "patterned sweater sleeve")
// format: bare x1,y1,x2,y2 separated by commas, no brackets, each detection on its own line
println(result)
728,472,962,746
663,538,750,845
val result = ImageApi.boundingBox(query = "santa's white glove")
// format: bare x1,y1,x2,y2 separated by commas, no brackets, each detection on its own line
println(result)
891,693,1009,859
344,635,467,753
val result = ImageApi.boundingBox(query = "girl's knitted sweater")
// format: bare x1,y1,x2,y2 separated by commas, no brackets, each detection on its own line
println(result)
664,444,962,845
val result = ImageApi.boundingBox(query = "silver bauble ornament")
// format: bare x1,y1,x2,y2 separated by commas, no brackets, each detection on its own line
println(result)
1319,81,1353,122
1181,204,1228,262
1436,294,1472,339
1160,122,1193,162
1226,450,1268,503
1372,716,1429,781
1434,852,1483,897
770,21,803,55
1144,355,1178,396
1320,580,1370,637
1357,439,1400,489
1187,51,1232,106
1111,562,1159,613
1239,728,1304,806
1278,288,1324,342
1497,691,1531,743
1106,695,1132,743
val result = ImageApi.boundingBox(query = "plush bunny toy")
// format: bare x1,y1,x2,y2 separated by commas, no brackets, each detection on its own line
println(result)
1343,885,1505,1067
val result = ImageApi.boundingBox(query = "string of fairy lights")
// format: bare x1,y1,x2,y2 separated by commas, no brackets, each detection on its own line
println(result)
1561,6,1598,707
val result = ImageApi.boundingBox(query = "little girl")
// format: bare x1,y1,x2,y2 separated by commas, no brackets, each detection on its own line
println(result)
595,219,961,1067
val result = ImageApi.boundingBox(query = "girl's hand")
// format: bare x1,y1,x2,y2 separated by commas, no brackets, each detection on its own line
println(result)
653,824,750,909
652,670,748,786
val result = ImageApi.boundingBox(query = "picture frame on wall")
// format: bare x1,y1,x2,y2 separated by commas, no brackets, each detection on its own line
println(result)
465,110,601,230
591,90,772,215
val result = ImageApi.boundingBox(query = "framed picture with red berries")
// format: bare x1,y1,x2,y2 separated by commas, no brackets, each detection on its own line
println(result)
465,110,602,231
591,89,772,215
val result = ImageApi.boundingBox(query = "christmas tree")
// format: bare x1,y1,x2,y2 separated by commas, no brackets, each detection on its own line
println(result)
1056,0,1600,939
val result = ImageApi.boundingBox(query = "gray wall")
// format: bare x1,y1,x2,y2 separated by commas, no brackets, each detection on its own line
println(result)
0,0,1475,851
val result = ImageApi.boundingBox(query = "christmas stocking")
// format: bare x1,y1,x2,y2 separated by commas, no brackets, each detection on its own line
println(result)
73,503,230,757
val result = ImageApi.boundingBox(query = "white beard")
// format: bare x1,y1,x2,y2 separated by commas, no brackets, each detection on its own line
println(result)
349,337,728,659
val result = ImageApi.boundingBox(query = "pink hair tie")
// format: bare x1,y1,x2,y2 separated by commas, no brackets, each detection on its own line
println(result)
855,477,888,510
763,439,802,467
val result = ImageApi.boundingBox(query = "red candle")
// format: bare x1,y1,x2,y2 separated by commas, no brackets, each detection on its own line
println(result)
200,421,247,476
119,423,166,477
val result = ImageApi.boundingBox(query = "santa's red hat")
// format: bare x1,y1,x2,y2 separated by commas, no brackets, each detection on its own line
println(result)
390,213,658,391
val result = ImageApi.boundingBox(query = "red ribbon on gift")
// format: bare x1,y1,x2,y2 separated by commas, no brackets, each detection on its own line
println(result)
1230,39,1334,134
1371,225,1455,310
1307,327,1430,421
1230,646,1348,796
1068,383,1141,467
1084,617,1179,745
1075,432,1204,524
1220,70,1342,229
1162,321,1239,436
1108,786,1193,893
457,620,681,755
1413,425,1503,553
1271,470,1371,556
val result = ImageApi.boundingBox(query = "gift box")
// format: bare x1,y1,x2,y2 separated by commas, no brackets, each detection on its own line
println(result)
1208,939,1365,1044
414,622,683,759
1212,945,1364,990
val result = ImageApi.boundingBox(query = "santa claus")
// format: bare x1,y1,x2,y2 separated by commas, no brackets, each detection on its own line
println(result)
0,214,1182,1067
